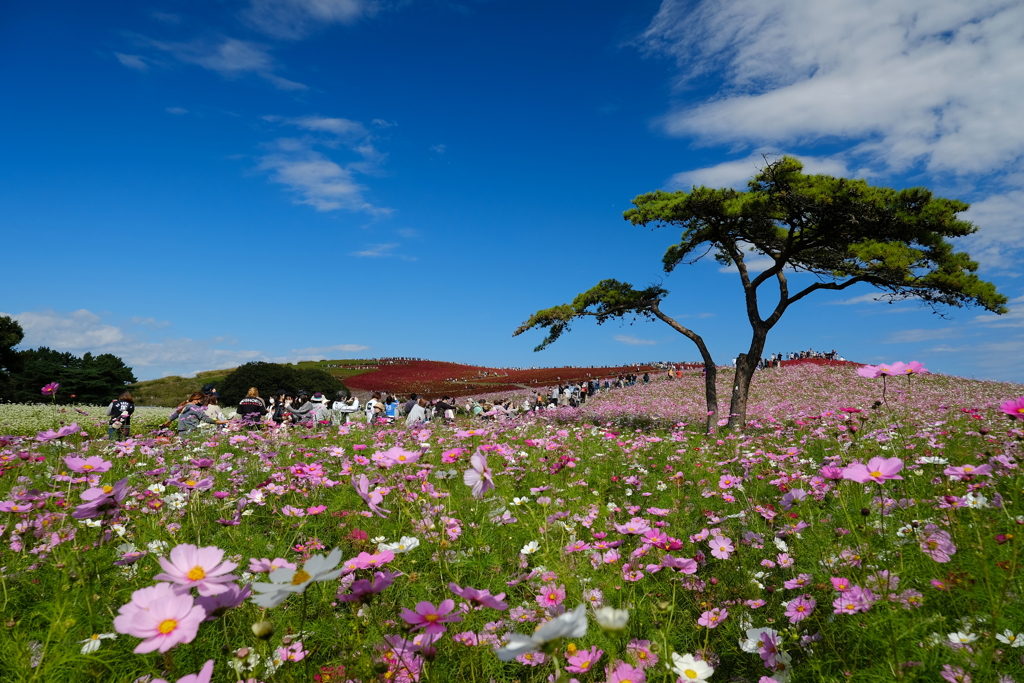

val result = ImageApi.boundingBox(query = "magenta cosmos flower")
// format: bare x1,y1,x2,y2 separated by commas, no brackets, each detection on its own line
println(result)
400,599,462,635
1000,397,1024,420
154,544,239,596
463,450,495,499
113,583,206,653
842,457,904,484
448,582,508,610
41,382,60,395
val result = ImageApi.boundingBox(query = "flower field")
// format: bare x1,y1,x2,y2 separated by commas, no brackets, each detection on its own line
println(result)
341,360,661,397
1,366,1024,683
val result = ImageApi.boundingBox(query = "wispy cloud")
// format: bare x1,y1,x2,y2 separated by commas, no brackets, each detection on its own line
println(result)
614,334,657,346
166,107,189,115
258,116,390,213
431,144,446,154
290,344,370,358
972,295,1024,328
242,0,375,39
825,293,887,306
148,37,306,90
349,243,415,260
114,53,148,71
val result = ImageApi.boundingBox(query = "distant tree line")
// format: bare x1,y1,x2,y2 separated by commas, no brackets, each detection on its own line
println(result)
0,315,136,404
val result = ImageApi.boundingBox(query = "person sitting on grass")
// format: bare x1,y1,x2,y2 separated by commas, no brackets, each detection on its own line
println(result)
162,392,227,436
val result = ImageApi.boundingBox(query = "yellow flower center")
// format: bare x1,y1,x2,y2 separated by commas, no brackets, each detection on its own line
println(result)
158,619,177,634
82,465,94,470
684,670,699,680
425,614,439,622
638,652,647,660
398,456,406,461
103,486,113,494
187,566,206,581
186,480,197,486
291,569,311,585
870,470,882,478
90,634,99,640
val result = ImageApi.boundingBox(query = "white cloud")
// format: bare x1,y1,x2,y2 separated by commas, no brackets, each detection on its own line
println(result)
352,242,399,259
825,293,887,306
149,37,306,90
669,153,850,190
114,53,148,71
614,334,657,346
431,144,446,154
258,117,389,213
243,0,374,39
641,0,1024,266
963,190,1024,272
1,309,368,380
972,294,1024,328
165,107,189,115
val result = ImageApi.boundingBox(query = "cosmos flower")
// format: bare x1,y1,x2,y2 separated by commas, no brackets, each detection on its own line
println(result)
251,548,343,608
400,599,462,635
463,450,495,499
670,652,714,681
154,544,239,596
495,604,588,661
842,457,904,484
113,583,206,654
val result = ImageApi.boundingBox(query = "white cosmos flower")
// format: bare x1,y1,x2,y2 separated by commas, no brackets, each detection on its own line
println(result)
511,497,530,506
495,604,588,661
593,607,629,631
997,630,1023,647
146,540,169,555
378,536,420,553
949,631,978,644
670,652,714,681
251,548,343,608
520,541,540,555
79,633,116,654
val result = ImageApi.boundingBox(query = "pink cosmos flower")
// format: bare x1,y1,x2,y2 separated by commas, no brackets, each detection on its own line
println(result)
718,474,740,489
662,555,698,574
463,450,495,499
830,577,852,592
697,607,727,628
153,543,239,596
784,595,815,623
536,584,566,608
113,583,206,653
606,661,646,683
627,639,658,669
152,660,215,683
399,599,462,635
856,365,882,378
709,536,734,560
195,583,251,620
64,456,112,473
842,457,904,484
249,557,296,573
448,582,508,610
36,423,81,442
379,446,421,467
614,518,651,535
565,646,603,674
919,524,957,563
1000,397,1024,420
353,474,391,518
41,382,60,395
943,463,992,479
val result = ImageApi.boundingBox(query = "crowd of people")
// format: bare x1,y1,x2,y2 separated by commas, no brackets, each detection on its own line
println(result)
757,348,844,369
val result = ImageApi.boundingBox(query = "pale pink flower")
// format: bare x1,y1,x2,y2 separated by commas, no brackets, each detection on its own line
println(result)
842,457,904,484
463,450,495,499
152,660,215,683
153,543,238,596
709,536,734,560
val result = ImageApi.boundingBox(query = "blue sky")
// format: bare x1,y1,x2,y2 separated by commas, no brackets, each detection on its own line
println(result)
2,0,1023,382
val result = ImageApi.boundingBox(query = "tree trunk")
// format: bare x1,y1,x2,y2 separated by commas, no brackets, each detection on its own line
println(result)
727,327,768,430
650,304,719,433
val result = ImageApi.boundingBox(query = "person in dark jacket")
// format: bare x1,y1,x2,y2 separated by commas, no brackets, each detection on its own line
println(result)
237,387,267,426
107,390,135,440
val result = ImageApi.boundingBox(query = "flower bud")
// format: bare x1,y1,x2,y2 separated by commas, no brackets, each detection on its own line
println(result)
251,620,274,640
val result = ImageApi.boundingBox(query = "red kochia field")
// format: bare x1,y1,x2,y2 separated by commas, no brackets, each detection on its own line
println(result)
341,360,662,397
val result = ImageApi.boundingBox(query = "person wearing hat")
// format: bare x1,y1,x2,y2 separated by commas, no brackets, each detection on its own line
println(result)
310,393,332,423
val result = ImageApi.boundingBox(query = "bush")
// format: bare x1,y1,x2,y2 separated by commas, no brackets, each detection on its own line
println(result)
218,362,349,406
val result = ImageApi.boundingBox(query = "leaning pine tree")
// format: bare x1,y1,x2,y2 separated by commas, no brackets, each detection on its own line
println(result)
514,156,1007,433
